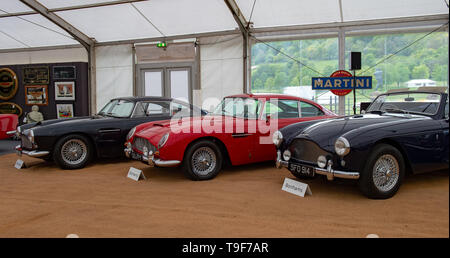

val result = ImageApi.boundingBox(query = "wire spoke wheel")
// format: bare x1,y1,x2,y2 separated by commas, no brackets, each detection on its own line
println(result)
191,147,217,176
61,139,88,165
372,154,400,193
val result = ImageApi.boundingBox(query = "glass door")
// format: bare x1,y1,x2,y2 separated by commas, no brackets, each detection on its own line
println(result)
143,69,164,97
168,68,190,103
139,65,192,103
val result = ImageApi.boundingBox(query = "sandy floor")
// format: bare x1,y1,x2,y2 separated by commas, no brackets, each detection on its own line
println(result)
0,153,448,238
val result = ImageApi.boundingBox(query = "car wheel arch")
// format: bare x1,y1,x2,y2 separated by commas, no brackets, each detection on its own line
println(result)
370,138,413,175
183,136,231,167
55,132,98,158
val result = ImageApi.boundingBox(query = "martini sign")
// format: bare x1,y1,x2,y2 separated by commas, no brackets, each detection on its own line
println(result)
312,70,372,96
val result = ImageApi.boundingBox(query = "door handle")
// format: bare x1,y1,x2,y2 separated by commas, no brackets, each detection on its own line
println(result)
231,133,253,138
98,129,121,133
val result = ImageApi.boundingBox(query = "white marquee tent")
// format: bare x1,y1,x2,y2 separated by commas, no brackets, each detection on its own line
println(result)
0,0,448,114
0,0,448,49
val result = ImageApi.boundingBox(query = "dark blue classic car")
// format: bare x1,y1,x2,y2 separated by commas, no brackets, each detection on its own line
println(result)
274,89,448,199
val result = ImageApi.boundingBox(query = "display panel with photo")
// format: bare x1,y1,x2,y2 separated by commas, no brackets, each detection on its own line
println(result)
23,66,49,84
53,66,76,80
56,104,74,119
25,85,48,106
55,81,75,100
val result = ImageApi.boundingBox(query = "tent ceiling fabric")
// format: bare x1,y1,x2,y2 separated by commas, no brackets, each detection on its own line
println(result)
0,0,33,14
37,0,122,9
55,4,165,43
130,0,238,37
0,0,448,50
341,0,449,21
236,0,342,28
0,14,78,48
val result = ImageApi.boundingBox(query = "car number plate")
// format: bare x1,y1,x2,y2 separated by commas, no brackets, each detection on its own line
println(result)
289,163,315,177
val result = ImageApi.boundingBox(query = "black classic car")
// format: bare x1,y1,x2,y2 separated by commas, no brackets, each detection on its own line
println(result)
274,89,449,199
15,97,206,169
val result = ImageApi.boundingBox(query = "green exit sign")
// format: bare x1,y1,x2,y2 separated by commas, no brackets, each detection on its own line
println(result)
157,42,167,48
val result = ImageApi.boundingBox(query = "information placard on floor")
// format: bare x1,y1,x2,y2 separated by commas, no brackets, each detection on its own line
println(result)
127,167,146,181
14,159,25,169
282,178,312,197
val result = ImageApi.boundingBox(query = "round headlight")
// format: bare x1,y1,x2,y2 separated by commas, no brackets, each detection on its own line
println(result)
272,130,283,147
317,155,327,168
283,150,291,161
334,137,350,156
158,133,170,149
127,126,136,140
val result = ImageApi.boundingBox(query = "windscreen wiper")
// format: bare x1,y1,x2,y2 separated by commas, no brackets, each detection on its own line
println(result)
367,110,385,115
384,108,410,114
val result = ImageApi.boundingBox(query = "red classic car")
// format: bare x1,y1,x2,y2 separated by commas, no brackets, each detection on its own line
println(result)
0,114,18,140
124,94,336,180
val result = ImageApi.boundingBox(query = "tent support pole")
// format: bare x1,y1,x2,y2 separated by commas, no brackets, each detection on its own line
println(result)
224,0,251,93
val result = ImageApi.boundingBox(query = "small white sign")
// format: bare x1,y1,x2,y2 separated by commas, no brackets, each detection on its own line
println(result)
127,167,146,181
282,178,312,197
14,159,25,169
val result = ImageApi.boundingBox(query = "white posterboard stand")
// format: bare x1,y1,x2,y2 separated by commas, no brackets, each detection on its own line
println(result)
282,178,312,197
14,159,26,169
127,167,146,181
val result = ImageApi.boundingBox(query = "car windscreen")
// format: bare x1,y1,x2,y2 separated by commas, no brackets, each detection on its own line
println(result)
367,92,442,115
212,97,259,119
98,99,135,118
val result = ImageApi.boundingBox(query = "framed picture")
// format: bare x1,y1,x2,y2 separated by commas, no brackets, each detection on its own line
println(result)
25,85,48,106
23,66,49,84
55,81,75,100
53,66,76,80
56,104,74,119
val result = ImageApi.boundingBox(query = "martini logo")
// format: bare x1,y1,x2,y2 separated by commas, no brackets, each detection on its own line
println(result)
0,68,18,100
312,70,372,96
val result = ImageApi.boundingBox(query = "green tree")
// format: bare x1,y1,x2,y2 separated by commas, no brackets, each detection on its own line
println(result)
411,64,430,79
289,76,300,86
431,65,448,83
253,78,263,90
288,63,300,82
264,77,275,90
264,53,274,63
395,63,410,87
364,53,376,67
274,72,288,88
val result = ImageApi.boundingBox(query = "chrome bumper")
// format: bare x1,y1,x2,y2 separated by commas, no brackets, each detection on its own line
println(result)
275,151,288,169
6,130,16,136
15,145,49,158
275,151,360,180
124,146,180,168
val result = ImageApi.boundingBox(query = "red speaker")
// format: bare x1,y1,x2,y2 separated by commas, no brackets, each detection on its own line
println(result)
350,52,361,70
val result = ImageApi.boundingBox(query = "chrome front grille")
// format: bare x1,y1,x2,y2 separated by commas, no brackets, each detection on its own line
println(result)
21,134,33,149
132,137,156,153
289,139,330,163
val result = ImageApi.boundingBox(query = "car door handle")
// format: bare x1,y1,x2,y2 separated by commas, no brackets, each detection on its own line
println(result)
98,129,121,133
232,133,253,138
